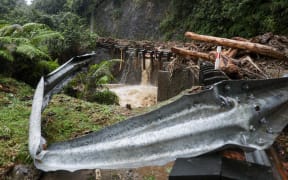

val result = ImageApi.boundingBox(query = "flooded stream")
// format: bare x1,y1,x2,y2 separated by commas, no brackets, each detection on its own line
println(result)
109,52,158,108
109,85,157,108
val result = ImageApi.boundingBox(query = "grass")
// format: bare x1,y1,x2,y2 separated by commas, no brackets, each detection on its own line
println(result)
0,76,34,169
42,94,126,143
0,76,127,175
143,174,156,180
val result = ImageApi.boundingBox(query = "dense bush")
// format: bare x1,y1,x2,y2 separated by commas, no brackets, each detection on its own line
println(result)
18,10,99,62
0,23,62,86
160,0,288,40
0,0,98,85
87,90,119,105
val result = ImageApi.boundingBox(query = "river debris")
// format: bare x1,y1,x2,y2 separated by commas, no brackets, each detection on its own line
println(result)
97,33,288,80
172,32,288,79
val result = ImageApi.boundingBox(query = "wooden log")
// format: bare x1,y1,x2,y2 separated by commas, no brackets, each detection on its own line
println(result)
185,32,287,59
220,55,241,78
171,47,211,61
231,37,250,42
228,49,238,58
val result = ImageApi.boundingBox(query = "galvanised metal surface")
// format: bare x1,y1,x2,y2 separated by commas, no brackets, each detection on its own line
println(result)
29,53,288,172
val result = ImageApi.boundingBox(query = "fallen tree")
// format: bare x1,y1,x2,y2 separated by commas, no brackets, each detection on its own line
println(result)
171,47,211,61
185,32,287,60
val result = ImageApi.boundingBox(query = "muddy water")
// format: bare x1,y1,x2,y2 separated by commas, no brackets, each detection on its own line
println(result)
109,85,157,108
109,55,158,109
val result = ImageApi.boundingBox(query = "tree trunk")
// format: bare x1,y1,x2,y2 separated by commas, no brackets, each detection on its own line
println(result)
185,32,287,60
171,47,212,61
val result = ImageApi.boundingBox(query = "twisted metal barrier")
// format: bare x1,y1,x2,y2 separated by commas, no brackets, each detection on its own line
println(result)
29,52,288,172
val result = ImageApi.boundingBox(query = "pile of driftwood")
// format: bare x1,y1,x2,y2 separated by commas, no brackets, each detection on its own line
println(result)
97,37,178,51
171,32,288,79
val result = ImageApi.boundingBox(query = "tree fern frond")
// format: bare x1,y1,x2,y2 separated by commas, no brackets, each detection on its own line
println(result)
22,23,48,33
38,60,59,72
91,59,121,77
31,31,64,45
0,24,23,36
16,44,51,60
11,37,30,45
0,36,13,44
0,21,9,29
0,49,14,62
0,37,30,45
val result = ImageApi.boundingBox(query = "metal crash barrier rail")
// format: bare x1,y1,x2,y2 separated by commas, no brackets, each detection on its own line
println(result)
29,53,288,172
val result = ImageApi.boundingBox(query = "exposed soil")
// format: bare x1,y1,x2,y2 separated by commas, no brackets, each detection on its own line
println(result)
40,163,174,180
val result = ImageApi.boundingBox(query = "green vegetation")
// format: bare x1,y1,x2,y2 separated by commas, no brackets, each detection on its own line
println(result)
88,90,119,105
0,0,99,86
42,94,125,143
64,59,120,105
0,76,34,168
30,11,99,62
0,23,62,85
143,174,156,180
160,0,288,40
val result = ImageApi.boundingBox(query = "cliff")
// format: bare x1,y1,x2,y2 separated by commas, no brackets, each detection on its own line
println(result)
91,0,169,40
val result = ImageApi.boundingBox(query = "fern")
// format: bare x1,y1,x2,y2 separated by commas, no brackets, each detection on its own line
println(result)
38,60,59,72
91,59,121,78
0,36,13,44
0,37,32,46
0,22,63,85
16,44,51,60
0,24,23,36
0,49,14,61
0,23,62,62
22,23,48,33
31,31,64,45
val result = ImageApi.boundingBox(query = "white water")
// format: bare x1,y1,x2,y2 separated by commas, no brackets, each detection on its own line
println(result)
109,85,157,108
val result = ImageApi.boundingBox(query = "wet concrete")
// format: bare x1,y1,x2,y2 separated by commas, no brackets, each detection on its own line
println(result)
157,69,194,101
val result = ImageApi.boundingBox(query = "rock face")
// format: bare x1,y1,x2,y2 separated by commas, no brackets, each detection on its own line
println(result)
92,0,169,40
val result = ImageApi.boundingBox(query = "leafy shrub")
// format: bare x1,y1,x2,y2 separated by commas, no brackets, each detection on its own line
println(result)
64,60,120,104
63,72,85,97
87,89,119,105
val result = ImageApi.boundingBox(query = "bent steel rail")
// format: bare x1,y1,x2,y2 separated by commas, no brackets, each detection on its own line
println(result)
29,53,96,159
29,54,288,172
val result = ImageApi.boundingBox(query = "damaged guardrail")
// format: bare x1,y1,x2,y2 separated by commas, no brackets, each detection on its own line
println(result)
29,53,96,163
29,53,288,172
